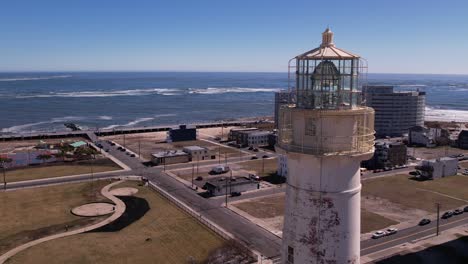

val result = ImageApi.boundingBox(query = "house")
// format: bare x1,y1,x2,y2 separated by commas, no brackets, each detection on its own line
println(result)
167,125,197,142
182,146,214,161
419,157,458,179
362,141,407,170
409,126,450,147
151,150,190,165
458,130,468,149
203,177,259,196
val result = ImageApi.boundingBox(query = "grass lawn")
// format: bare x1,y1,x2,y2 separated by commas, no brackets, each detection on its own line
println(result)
0,181,108,255
8,181,226,264
363,174,467,212
233,193,398,233
4,159,122,183
361,210,398,233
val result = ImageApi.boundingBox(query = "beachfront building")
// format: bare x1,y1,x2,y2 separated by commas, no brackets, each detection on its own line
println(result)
419,157,458,179
167,125,197,142
238,130,272,147
277,28,375,263
151,150,190,165
363,86,425,137
228,127,258,143
182,146,214,161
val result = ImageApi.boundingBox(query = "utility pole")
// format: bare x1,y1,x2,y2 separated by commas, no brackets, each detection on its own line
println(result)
225,177,228,207
436,203,440,236
262,156,265,175
191,164,195,189
2,161,6,191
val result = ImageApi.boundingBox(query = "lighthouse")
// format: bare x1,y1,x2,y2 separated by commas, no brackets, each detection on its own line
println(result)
277,28,375,264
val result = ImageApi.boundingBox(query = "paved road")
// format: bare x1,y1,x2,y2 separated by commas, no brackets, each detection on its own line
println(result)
4,132,468,260
96,136,283,259
361,213,468,256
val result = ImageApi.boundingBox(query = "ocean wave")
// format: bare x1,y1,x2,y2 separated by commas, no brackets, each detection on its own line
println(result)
425,107,468,122
0,116,86,133
188,87,281,95
98,115,113,120
15,88,180,98
102,117,155,130
0,75,72,82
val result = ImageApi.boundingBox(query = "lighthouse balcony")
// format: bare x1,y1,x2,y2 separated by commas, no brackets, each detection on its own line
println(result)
277,105,375,156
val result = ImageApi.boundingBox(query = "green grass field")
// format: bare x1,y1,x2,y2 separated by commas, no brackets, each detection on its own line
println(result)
0,181,108,255
4,159,121,183
363,174,468,212
8,182,226,264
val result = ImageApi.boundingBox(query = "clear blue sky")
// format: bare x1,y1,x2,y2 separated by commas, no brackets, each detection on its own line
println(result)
0,0,466,74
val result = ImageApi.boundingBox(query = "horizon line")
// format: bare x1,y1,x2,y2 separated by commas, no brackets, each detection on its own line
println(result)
0,70,467,76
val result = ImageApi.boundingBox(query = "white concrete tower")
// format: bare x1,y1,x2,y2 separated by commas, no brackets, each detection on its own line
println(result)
277,28,375,264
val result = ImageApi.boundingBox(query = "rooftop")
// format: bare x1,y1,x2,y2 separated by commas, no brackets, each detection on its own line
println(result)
296,28,360,60
152,150,189,158
183,146,206,151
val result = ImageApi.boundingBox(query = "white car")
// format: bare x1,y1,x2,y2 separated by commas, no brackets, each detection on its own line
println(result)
372,231,386,239
386,228,398,235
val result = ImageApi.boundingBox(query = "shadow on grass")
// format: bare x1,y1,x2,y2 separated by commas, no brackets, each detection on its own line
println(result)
375,236,468,264
90,196,150,233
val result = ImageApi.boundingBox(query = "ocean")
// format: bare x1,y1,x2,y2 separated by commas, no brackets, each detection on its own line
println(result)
0,72,467,134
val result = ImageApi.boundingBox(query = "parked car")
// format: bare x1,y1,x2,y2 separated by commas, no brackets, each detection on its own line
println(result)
121,148,126,152
248,146,254,150
251,156,258,160
130,154,136,157
253,148,259,152
372,231,386,239
230,191,242,197
105,149,109,152
110,142,116,146
418,218,431,226
464,206,468,212
262,155,269,158
195,176,203,181
454,209,463,215
386,228,398,235
117,146,123,150
442,211,453,219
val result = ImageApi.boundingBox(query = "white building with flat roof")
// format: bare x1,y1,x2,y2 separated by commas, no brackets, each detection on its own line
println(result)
420,157,458,179
182,146,213,161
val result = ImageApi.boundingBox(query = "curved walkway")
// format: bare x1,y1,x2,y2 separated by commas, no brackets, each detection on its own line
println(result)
0,180,127,264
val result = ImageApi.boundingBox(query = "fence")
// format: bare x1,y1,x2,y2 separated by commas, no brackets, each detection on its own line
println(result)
148,181,232,241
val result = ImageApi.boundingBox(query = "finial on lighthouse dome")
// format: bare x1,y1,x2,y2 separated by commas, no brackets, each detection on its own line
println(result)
321,27,335,47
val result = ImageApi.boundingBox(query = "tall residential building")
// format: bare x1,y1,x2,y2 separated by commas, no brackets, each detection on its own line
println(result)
274,91,291,129
363,86,425,137
277,28,374,264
